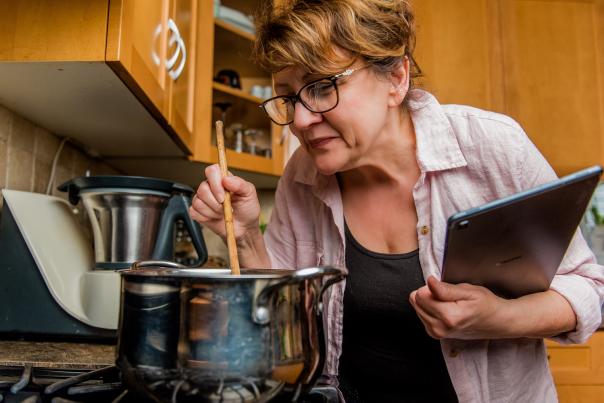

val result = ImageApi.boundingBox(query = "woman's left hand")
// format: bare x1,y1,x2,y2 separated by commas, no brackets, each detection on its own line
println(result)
409,276,509,340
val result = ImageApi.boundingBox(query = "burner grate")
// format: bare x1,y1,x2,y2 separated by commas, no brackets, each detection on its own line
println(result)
126,371,284,403
0,365,123,403
0,364,338,402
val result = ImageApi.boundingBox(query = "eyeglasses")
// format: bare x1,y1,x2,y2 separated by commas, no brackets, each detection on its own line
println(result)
259,66,369,126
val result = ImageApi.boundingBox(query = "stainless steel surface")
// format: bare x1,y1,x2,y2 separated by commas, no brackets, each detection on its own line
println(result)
80,190,170,265
442,167,601,298
117,263,347,402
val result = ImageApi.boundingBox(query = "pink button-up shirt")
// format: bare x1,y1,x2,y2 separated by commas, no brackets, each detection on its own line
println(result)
264,89,604,402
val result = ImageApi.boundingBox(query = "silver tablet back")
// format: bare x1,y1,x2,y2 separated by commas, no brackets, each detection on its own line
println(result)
441,166,602,298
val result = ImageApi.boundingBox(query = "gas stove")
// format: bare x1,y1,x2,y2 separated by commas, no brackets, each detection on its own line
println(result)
0,364,125,403
0,364,339,403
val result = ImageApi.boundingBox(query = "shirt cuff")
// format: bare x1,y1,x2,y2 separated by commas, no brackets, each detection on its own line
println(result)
549,274,602,344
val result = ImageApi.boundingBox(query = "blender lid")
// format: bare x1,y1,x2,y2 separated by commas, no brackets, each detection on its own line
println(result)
58,175,195,205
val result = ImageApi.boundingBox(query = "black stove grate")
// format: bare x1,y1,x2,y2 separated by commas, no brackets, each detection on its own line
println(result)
0,364,125,403
0,364,338,403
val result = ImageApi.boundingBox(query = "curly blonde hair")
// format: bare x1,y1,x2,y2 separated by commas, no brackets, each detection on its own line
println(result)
253,0,421,86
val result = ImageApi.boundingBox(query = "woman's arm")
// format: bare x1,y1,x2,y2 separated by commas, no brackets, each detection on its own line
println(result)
515,134,604,343
237,227,271,268
411,123,604,342
409,277,577,340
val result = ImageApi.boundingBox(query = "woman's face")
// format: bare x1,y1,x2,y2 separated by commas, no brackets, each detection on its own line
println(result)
273,60,408,175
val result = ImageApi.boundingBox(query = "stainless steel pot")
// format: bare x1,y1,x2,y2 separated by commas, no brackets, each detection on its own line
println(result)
116,261,347,402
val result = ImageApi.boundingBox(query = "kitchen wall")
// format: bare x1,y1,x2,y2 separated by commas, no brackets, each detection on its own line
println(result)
0,104,120,207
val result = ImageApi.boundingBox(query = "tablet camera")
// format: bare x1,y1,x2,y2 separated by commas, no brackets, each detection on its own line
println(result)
458,220,470,230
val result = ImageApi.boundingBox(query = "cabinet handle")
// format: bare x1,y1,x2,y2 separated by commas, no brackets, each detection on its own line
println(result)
166,18,187,81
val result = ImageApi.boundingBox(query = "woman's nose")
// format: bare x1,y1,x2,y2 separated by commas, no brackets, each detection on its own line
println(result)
291,101,322,131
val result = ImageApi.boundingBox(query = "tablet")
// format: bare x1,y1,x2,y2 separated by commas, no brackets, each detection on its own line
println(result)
441,165,603,298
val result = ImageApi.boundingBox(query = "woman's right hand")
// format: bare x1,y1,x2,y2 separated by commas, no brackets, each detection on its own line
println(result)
189,164,262,242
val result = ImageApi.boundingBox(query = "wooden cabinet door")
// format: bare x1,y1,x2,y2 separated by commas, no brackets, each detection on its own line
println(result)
412,0,504,112
546,332,604,403
498,0,604,176
166,0,197,151
109,0,170,116
108,0,199,154
0,0,108,62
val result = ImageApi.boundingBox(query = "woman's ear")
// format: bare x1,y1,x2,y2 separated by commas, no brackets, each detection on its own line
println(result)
388,56,410,106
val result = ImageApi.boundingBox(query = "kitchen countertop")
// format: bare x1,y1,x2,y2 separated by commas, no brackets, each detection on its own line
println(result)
0,340,116,369
2,324,603,368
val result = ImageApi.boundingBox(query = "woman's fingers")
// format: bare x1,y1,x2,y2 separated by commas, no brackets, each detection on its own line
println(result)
195,181,222,213
427,276,474,302
190,194,222,221
413,285,448,320
410,290,441,322
188,204,211,223
410,291,445,339
190,176,225,223
205,164,257,202
191,165,262,240
223,175,257,200
205,164,225,203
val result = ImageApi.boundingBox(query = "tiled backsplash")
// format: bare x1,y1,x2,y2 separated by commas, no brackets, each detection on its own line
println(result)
0,104,120,207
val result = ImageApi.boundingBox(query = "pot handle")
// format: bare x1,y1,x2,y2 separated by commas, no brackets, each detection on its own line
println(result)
252,266,347,325
315,266,347,315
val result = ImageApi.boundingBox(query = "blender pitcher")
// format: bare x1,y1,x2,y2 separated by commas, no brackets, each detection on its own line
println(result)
59,176,208,269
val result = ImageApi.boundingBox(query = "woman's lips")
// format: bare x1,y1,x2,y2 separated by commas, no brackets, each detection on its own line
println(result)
308,137,338,149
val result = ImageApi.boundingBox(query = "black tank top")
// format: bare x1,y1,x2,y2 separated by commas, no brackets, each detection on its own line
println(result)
338,222,458,403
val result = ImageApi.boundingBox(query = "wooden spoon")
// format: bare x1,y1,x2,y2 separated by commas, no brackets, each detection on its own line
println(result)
215,120,241,275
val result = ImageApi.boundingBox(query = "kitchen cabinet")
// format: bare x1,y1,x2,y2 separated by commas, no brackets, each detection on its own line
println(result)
412,0,604,176
546,331,604,403
497,0,604,176
0,0,282,190
168,0,199,150
108,0,199,152
113,0,285,179
108,0,171,118
0,0,197,157
412,0,503,112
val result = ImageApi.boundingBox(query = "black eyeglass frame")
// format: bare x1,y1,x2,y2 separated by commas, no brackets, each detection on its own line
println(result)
259,66,368,126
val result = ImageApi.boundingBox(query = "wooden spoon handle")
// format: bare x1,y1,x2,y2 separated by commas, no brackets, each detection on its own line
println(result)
215,121,240,275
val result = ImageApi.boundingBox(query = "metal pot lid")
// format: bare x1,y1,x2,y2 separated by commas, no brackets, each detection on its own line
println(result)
58,175,194,205
120,267,295,280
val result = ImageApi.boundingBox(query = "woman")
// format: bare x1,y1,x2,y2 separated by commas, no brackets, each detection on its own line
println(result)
190,1,604,401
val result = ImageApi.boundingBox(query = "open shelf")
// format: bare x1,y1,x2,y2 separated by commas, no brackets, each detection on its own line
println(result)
198,0,283,178
212,82,263,104
214,18,255,42
220,0,261,16
213,19,266,78
212,89,269,130
208,147,275,175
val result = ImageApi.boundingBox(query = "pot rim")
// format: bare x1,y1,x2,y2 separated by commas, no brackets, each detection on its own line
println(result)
120,267,297,280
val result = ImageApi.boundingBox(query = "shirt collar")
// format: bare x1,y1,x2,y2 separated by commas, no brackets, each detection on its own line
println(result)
407,89,467,172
